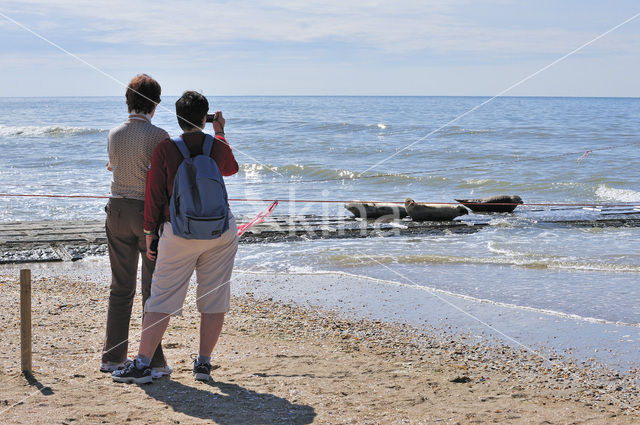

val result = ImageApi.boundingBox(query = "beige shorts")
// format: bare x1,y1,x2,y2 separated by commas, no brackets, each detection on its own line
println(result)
144,216,238,316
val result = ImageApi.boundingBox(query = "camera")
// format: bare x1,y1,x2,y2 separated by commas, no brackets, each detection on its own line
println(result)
205,114,216,123
149,236,159,252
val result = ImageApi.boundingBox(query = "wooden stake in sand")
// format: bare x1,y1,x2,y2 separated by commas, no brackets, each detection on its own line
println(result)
20,268,32,374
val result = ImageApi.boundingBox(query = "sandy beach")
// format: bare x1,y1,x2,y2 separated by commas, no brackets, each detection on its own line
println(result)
0,270,638,425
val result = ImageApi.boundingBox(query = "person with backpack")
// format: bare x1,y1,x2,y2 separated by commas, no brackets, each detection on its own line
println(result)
112,91,239,384
101,74,170,378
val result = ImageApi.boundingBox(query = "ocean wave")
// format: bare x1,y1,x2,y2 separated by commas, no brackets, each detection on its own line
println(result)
327,250,640,273
487,241,640,272
440,126,495,136
300,122,392,133
239,163,357,180
457,178,515,189
328,253,497,267
595,184,640,203
237,163,445,184
506,126,554,138
461,178,495,185
0,125,106,137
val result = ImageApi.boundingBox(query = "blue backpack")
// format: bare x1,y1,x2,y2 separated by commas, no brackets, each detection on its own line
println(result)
169,134,229,239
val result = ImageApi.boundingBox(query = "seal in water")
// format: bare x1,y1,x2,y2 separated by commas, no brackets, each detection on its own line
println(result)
344,202,407,219
404,198,469,221
455,195,523,213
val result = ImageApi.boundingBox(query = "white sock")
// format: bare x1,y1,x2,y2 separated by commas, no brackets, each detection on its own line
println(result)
136,355,151,368
196,355,211,364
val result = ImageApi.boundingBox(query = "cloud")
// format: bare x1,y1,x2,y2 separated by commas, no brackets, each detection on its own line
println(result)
2,0,638,57
2,0,640,98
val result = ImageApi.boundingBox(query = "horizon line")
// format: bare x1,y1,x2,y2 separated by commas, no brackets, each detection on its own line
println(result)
1,94,640,99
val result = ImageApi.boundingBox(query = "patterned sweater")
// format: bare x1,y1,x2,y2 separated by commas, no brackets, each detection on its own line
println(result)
108,114,169,200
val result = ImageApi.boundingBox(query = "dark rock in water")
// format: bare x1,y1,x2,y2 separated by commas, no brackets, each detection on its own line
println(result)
344,202,408,219
404,198,468,222
455,195,523,213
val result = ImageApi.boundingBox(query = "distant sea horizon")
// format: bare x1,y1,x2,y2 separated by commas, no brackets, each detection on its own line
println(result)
2,94,640,99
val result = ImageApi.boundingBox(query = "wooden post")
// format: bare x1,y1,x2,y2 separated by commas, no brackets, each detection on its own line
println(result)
20,269,32,374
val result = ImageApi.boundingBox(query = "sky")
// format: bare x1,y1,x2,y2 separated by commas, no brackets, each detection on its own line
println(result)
1,0,640,97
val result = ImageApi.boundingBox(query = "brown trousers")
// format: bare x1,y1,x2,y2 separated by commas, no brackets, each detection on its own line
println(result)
102,198,164,366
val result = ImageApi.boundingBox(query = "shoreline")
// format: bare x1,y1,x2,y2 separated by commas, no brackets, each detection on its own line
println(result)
1,271,639,423
3,256,640,371
232,269,640,372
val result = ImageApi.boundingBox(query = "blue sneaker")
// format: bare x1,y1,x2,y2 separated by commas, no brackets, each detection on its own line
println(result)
112,359,152,384
193,358,212,382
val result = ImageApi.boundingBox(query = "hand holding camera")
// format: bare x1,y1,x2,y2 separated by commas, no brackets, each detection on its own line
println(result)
206,111,225,134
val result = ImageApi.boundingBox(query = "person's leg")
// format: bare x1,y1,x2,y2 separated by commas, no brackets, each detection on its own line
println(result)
114,224,199,384
189,219,238,381
194,217,238,356
135,213,165,368
102,199,139,364
199,313,225,357
141,222,200,359
112,305,168,384
138,312,171,359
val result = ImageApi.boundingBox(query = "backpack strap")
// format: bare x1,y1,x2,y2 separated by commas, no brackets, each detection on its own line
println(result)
202,134,215,157
171,136,191,159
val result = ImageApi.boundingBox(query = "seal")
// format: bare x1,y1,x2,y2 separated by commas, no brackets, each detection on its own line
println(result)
344,202,407,219
404,198,469,221
455,195,523,213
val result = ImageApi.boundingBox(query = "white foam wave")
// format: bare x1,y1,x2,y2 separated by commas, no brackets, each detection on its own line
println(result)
462,178,495,185
486,217,527,228
0,125,105,137
487,241,640,273
236,269,640,327
595,184,640,203
240,163,267,180
329,250,640,273
486,241,516,256
239,163,357,180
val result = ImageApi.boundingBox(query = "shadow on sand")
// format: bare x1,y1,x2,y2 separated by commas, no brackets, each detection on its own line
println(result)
24,372,54,396
142,378,316,424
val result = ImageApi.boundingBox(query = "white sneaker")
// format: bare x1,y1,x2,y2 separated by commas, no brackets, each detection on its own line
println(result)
100,358,132,373
151,364,173,379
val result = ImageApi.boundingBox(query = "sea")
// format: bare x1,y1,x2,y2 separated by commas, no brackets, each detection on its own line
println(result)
1,96,639,370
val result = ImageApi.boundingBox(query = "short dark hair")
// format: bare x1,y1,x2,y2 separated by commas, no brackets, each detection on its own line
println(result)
175,91,209,131
125,74,161,114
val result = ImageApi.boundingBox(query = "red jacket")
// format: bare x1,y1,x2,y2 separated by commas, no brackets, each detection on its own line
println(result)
143,132,239,233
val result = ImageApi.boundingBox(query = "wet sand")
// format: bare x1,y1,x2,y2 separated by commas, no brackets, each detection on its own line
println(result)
0,271,639,424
